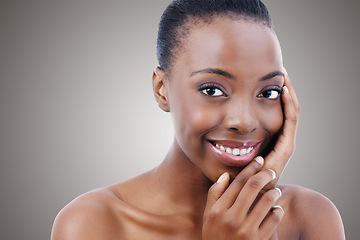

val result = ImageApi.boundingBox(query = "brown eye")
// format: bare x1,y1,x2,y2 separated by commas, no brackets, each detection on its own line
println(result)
198,82,227,97
202,87,224,97
201,87,224,97
258,89,280,100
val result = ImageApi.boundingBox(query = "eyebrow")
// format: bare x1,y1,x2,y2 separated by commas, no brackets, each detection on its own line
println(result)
260,71,285,81
190,68,284,81
190,68,235,79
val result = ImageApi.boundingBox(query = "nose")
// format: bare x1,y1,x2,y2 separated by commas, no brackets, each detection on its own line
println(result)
223,99,259,134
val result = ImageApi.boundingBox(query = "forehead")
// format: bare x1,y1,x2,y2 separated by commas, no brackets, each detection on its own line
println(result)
173,17,282,79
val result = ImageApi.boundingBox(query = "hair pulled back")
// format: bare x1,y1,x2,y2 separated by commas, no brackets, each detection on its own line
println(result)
157,0,273,75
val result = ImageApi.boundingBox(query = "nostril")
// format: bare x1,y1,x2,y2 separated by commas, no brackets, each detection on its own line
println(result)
229,127,256,134
223,112,258,134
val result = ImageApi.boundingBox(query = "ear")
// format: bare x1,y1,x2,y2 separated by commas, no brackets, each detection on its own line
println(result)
152,66,170,112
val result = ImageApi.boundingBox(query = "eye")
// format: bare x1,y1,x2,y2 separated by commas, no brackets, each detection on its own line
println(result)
202,87,224,96
198,83,226,97
258,88,281,100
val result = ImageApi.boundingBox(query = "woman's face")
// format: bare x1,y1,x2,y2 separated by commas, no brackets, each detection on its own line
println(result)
165,17,284,181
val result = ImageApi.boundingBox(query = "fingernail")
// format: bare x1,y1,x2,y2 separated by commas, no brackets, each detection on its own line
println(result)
275,187,282,196
269,169,277,180
272,205,284,211
282,86,289,94
283,67,288,75
254,156,264,165
217,172,228,183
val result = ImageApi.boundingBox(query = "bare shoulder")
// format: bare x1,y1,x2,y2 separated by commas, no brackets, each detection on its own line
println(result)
278,185,345,240
51,187,125,240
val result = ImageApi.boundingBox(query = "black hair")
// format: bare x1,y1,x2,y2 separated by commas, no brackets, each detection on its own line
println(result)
157,0,273,75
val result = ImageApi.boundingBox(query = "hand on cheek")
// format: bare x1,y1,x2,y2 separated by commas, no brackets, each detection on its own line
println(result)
262,69,300,190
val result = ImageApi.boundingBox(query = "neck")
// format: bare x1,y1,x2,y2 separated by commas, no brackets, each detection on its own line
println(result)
149,139,213,215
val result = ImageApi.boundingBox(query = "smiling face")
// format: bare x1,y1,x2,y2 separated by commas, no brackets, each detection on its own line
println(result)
157,17,284,182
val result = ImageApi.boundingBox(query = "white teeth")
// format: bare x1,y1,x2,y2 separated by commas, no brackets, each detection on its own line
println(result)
240,148,247,156
215,144,254,156
226,147,232,154
232,148,240,155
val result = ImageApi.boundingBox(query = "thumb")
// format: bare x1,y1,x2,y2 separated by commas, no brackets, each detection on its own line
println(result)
204,172,229,219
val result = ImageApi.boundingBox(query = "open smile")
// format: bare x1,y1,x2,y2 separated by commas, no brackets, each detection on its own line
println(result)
214,143,254,156
208,140,261,167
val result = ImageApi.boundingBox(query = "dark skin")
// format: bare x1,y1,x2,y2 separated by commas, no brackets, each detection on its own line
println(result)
51,17,345,239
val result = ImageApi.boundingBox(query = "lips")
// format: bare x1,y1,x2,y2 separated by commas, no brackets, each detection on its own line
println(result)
208,140,261,167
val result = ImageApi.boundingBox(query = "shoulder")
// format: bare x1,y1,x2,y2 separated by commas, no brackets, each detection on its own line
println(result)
51,187,125,240
279,185,345,240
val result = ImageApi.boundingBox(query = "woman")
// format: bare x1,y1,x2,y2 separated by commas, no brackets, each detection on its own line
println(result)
51,0,345,239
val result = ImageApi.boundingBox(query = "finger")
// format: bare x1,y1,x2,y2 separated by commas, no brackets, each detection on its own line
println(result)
263,80,298,188
283,68,300,115
247,187,282,227
272,84,297,155
268,230,279,240
230,169,277,217
203,172,230,219
216,156,264,209
260,205,284,239
282,69,300,137
278,69,299,145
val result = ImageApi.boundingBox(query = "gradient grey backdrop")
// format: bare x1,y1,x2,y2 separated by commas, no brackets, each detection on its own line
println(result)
1,0,359,239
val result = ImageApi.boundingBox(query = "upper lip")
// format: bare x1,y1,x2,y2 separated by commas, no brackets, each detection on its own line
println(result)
208,139,260,148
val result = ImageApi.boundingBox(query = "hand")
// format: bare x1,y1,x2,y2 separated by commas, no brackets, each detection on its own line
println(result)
202,157,284,240
262,69,300,190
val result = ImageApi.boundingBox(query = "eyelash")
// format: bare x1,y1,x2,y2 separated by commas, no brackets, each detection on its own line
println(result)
198,83,282,100
257,86,282,100
198,83,227,97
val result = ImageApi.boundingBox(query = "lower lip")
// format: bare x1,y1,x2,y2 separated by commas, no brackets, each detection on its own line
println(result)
209,142,261,167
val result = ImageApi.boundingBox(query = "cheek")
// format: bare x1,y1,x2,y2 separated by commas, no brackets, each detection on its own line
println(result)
171,101,220,162
172,102,218,139
259,103,283,135
169,79,221,138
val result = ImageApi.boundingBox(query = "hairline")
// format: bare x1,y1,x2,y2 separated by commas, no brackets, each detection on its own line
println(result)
163,13,275,78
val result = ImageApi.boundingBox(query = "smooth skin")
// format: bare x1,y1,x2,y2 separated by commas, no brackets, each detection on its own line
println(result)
51,17,345,239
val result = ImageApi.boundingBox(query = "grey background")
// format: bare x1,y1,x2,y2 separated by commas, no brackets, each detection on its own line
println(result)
1,0,359,239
